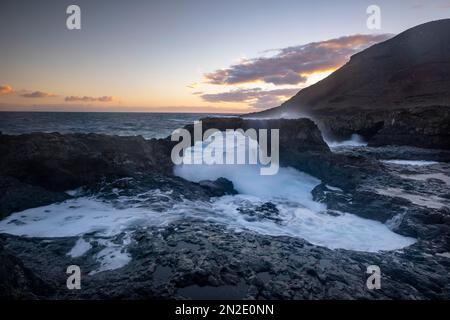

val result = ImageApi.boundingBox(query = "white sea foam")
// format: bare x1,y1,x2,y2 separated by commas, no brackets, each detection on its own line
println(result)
0,188,415,254
381,160,439,166
174,132,415,252
0,197,173,238
0,132,417,262
326,134,368,148
210,195,415,252
90,246,131,274
68,238,92,258
0,196,175,273
89,237,132,275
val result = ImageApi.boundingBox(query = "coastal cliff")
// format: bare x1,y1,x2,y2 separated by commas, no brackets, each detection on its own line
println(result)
249,20,450,149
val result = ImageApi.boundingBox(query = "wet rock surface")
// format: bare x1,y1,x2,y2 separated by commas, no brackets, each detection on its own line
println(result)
0,132,174,192
0,122,449,299
0,235,54,299
1,148,449,299
0,176,70,219
2,217,450,300
313,106,450,149
312,146,450,259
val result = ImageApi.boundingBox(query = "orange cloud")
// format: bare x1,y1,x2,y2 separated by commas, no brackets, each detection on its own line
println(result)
65,96,114,102
0,85,14,95
204,34,393,86
200,88,299,109
20,91,58,98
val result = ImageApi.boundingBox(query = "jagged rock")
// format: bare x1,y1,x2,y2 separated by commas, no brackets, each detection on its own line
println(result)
0,236,53,299
368,106,450,149
238,202,281,223
183,117,330,153
0,132,174,191
3,219,450,300
332,145,450,162
0,176,70,219
198,178,238,197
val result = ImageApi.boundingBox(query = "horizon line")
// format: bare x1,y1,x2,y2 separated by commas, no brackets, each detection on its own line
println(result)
0,109,245,115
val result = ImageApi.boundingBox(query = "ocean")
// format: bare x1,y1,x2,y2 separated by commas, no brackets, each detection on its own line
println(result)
0,112,225,139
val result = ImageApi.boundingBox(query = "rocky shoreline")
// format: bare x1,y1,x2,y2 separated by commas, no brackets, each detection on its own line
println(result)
312,105,450,150
1,118,450,299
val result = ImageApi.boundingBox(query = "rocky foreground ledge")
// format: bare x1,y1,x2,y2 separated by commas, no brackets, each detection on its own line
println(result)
1,118,450,299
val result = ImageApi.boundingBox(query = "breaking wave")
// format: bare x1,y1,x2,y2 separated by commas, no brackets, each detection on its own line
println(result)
0,133,416,274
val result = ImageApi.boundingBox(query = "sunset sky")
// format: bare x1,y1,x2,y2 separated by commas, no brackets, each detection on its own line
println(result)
1,0,449,113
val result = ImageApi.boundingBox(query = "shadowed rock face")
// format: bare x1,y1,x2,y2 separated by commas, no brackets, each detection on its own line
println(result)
0,132,176,218
315,105,450,149
0,236,53,299
0,176,70,220
183,117,330,153
367,106,450,149
249,19,450,149
0,132,174,192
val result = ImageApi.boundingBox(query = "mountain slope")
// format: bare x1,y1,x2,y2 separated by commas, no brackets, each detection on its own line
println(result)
253,19,450,118
249,20,450,149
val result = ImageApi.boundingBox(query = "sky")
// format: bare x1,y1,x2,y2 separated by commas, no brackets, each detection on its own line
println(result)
0,0,449,113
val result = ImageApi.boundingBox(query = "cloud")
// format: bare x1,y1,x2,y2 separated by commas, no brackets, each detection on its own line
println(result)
1,85,116,104
65,96,114,102
200,88,299,109
0,85,14,95
186,83,199,89
20,91,58,98
204,34,392,85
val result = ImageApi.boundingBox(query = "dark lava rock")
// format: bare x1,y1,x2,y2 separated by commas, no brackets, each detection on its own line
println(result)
183,117,330,153
305,106,450,150
368,106,450,149
85,174,238,204
0,176,70,219
3,220,450,300
198,178,237,197
0,236,53,299
333,145,450,163
0,132,174,192
238,202,281,223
